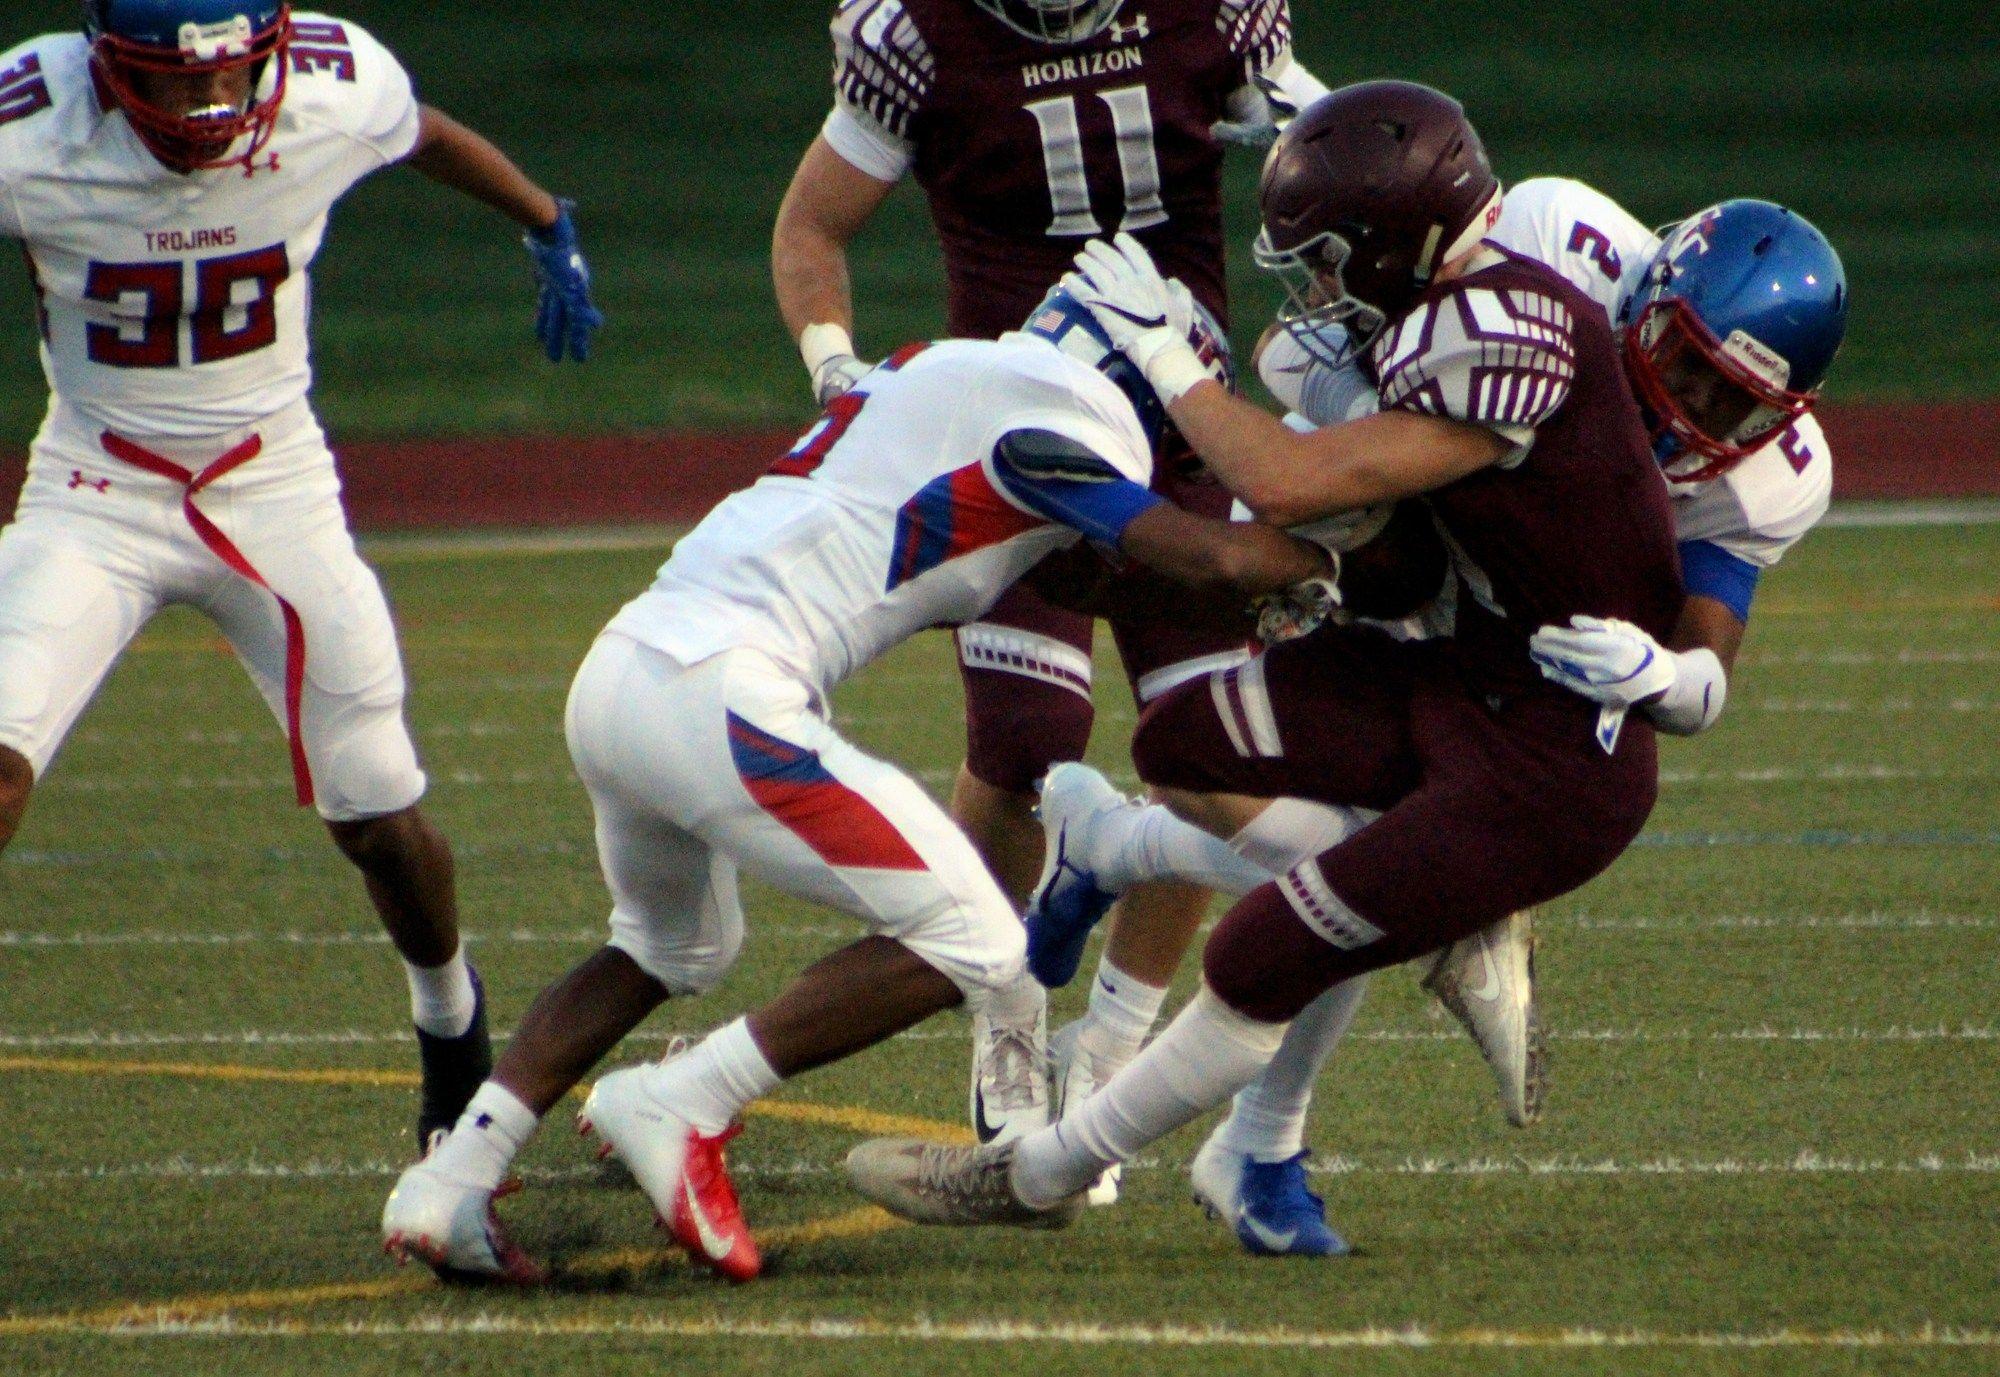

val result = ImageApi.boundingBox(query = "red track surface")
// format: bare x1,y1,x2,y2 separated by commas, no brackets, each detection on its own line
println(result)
3,401,1995,529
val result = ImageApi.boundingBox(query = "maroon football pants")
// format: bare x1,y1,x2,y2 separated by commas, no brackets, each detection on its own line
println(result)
1131,627,1659,1022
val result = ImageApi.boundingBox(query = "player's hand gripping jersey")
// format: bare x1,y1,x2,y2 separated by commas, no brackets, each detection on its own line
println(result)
607,335,1155,692
0,14,417,443
826,0,1308,334
1263,176,1832,610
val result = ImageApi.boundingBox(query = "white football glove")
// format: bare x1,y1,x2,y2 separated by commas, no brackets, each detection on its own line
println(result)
1063,233,1212,404
1209,74,1304,149
1528,615,1677,708
1253,568,1343,644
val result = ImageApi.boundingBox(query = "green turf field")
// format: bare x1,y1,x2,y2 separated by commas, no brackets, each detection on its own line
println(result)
0,519,1994,1373
2,1,1997,443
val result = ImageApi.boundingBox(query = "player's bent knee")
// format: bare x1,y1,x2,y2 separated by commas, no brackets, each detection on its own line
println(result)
1131,680,1221,792
1203,879,1381,1024
606,907,746,997
895,895,1027,1013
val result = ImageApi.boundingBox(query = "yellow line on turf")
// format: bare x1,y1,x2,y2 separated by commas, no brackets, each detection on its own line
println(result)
0,1054,970,1141
0,1208,906,1338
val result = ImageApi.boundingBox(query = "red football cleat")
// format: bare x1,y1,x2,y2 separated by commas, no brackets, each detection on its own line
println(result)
669,1122,761,1283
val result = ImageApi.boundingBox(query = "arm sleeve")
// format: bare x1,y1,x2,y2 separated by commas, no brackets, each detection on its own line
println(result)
821,105,911,182
1217,0,1297,81
322,21,420,165
987,428,1163,546
1677,539,1760,623
1372,285,1576,445
831,0,931,148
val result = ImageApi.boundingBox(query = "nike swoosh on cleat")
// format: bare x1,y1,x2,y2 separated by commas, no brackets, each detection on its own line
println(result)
1238,1212,1299,1252
1468,940,1504,1003
972,1086,1000,1144
682,1179,734,1261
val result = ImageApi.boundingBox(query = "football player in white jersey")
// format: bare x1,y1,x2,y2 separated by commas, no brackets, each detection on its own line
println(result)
0,1,602,1149
1022,178,1850,1254
380,290,1339,1285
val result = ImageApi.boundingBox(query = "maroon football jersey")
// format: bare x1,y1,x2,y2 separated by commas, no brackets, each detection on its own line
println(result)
831,0,1294,337
1368,249,1684,697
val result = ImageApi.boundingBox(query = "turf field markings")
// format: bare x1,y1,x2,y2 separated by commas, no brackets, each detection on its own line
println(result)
10,1315,1997,1349
1738,647,2000,666
7,1151,1995,1189
15,827,2000,869
1821,498,2000,527
0,1054,972,1142
4,1024,1995,1053
0,1206,901,1338
6,910,1992,950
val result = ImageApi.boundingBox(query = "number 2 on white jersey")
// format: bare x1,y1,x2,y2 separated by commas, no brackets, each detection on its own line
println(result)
1025,83,1167,237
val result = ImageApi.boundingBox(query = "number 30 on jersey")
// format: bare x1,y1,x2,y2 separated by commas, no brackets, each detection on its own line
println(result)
85,245,291,368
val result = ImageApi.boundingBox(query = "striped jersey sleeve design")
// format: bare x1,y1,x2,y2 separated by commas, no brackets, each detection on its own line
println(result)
831,0,934,141
1373,286,1578,431
1216,0,1293,76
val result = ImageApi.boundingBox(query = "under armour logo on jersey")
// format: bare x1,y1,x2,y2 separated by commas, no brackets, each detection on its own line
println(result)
241,152,280,178
1106,13,1149,42
67,469,110,493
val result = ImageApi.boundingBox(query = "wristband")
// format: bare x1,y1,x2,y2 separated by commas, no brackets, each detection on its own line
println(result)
800,322,855,379
1139,335,1213,405
1644,646,1728,735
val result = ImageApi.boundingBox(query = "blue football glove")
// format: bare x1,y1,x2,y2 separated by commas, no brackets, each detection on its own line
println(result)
523,198,603,362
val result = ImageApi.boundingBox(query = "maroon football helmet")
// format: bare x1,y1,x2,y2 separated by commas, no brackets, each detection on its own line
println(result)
1255,81,1502,362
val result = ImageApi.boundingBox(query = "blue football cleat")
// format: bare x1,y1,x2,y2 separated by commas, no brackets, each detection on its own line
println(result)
1192,1139,1349,1258
1024,765,1128,987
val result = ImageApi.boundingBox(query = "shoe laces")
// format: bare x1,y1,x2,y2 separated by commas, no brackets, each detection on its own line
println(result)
980,1023,1046,1112
916,1142,1013,1205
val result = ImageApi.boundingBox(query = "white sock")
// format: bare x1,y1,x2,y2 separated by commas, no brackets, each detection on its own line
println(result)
1012,986,1286,1207
1228,798,1375,878
1215,975,1370,1162
406,949,477,1038
1097,802,1270,895
648,1017,782,1135
1077,958,1166,1069
425,1081,537,1190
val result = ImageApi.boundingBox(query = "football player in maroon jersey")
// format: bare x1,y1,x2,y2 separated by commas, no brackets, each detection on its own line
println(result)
844,82,1686,1238
771,0,1330,1160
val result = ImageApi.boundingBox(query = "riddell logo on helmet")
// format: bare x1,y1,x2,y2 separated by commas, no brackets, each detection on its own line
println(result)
1721,329,1791,388
177,16,254,61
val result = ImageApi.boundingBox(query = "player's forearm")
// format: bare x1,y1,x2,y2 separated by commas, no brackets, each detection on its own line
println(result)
404,106,559,231
1118,503,1329,597
1643,595,1745,735
1168,387,1506,526
772,137,893,342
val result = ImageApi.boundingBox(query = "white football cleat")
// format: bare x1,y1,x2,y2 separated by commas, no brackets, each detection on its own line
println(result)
1049,1019,1121,1206
381,1148,543,1285
969,996,1050,1145
846,1137,1083,1229
578,1063,762,1282
1189,1132,1243,1222
1421,909,1545,1127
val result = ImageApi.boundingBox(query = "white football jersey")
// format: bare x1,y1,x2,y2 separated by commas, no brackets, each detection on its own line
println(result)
608,335,1154,694
0,15,418,441
1259,175,1832,575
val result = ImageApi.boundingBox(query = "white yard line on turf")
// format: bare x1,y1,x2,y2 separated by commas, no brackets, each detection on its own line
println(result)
357,525,684,561
0,1024,1991,1050
22,1315,2000,1348
3,1151,1996,1189
1820,499,2000,528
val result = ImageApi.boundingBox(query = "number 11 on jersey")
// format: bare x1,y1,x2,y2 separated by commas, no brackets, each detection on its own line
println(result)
1025,83,1167,237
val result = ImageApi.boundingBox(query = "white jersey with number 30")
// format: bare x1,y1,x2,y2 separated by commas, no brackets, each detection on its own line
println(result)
0,14,418,442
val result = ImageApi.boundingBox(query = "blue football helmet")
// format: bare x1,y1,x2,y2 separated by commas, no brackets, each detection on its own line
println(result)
84,0,292,171
1022,284,1234,455
1622,199,1848,482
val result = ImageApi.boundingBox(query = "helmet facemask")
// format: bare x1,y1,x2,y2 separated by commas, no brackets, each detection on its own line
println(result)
1253,224,1387,371
972,0,1127,44
1624,297,1814,483
90,6,292,172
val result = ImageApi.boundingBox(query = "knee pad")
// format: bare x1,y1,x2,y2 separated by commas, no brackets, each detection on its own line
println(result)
959,625,1094,793
1131,677,1229,793
606,903,746,997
